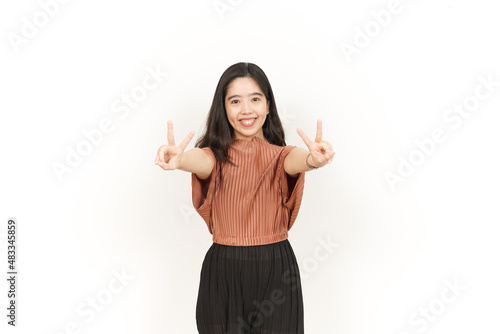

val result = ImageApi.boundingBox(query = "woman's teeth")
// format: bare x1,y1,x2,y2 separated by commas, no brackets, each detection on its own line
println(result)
239,118,256,127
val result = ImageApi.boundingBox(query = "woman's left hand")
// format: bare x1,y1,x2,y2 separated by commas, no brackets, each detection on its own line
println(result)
297,119,335,167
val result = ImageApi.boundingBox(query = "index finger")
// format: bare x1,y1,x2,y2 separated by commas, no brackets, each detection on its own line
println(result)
315,119,322,143
167,120,175,146
296,127,314,149
178,130,195,151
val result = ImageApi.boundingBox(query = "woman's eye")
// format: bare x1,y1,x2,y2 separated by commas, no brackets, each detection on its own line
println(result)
252,97,260,101
231,100,239,104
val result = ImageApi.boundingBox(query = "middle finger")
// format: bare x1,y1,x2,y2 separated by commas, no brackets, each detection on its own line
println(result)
315,119,322,143
167,120,176,146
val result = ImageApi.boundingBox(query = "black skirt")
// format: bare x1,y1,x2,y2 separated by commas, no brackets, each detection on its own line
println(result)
196,239,304,334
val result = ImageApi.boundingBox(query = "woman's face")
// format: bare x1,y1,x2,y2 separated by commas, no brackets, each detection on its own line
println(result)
225,77,270,141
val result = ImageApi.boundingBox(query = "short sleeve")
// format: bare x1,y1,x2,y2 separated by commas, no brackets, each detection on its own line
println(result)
191,147,219,234
278,145,306,230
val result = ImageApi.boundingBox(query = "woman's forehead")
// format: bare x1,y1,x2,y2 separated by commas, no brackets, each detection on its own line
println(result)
226,77,264,96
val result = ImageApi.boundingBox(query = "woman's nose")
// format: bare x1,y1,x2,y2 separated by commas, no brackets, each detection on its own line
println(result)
240,101,251,113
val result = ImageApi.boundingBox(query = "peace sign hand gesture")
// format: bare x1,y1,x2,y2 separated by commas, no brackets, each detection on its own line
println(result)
154,120,195,171
296,119,335,168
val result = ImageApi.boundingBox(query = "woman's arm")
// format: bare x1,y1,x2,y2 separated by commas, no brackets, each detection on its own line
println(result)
177,148,215,180
283,147,320,177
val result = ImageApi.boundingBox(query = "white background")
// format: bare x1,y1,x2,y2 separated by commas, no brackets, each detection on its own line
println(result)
1,0,499,333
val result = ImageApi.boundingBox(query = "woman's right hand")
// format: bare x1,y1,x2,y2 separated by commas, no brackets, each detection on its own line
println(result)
154,120,195,171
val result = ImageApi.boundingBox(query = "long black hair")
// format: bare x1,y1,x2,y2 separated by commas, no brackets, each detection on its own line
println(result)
195,62,287,168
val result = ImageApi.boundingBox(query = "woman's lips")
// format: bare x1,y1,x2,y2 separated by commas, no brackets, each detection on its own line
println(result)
239,118,257,127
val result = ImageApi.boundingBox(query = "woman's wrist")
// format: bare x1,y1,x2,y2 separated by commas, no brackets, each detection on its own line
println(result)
306,153,321,170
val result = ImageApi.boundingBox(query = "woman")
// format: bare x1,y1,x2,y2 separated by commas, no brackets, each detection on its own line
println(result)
154,62,335,333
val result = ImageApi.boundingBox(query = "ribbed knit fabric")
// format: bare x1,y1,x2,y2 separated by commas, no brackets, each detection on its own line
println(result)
191,136,306,246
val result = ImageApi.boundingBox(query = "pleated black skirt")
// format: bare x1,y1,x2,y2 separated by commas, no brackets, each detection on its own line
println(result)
196,238,304,334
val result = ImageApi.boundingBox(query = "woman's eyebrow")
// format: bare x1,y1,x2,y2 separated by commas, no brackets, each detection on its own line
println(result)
227,92,263,100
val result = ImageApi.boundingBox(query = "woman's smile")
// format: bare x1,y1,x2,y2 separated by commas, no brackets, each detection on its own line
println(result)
239,118,257,127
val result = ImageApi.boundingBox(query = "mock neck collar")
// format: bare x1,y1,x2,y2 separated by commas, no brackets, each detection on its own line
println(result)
232,136,267,144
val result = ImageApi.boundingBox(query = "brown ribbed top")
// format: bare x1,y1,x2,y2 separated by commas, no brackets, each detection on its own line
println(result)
191,136,306,246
